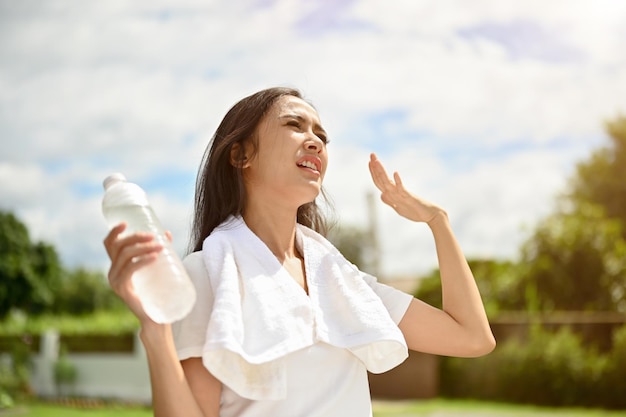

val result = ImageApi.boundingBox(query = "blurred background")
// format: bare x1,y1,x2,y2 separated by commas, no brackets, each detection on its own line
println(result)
1,0,626,414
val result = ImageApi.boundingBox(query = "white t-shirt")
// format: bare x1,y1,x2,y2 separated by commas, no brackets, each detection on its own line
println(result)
172,251,413,417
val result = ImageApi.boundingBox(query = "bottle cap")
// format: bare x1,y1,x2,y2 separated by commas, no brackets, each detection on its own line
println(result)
103,173,127,190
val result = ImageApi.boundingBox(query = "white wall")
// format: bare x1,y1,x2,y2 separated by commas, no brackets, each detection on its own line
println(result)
9,330,152,403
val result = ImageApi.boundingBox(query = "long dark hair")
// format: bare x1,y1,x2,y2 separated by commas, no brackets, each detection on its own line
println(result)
189,87,332,253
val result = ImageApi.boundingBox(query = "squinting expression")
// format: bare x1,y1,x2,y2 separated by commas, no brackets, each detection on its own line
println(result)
244,95,329,206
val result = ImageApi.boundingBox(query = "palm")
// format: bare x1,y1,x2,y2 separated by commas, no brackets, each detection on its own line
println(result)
368,153,441,223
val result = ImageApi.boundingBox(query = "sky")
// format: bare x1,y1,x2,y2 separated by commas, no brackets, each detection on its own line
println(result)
1,0,625,279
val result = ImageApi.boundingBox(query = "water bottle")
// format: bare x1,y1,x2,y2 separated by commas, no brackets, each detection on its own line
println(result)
101,173,196,324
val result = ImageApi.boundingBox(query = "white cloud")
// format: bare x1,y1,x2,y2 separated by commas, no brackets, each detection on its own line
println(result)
0,0,624,280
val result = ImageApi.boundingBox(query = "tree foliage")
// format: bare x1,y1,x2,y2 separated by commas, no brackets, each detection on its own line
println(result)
568,116,626,238
516,116,626,312
0,211,62,318
0,210,118,318
52,268,123,315
519,203,626,312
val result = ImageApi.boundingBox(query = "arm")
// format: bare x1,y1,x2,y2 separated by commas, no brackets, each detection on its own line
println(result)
368,154,496,357
103,224,221,416
141,323,221,417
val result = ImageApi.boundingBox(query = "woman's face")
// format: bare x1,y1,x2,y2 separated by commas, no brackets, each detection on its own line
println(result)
243,95,329,207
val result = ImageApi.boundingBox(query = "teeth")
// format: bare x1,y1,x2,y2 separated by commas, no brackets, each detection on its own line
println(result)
299,161,318,171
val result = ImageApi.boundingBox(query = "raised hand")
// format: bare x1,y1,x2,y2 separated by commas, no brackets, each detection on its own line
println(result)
368,153,444,224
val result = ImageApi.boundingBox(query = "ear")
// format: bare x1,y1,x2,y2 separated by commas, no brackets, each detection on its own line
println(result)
230,143,252,168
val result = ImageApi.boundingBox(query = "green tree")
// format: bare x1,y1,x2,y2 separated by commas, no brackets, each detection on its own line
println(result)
0,211,62,318
518,203,626,312
568,116,626,238
515,116,626,313
53,268,123,315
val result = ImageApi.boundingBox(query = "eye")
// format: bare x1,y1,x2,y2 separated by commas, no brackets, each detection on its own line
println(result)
317,133,329,144
286,120,301,128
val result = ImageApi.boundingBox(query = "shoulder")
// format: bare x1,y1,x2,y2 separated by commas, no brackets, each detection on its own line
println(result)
201,216,245,251
362,273,414,325
182,251,213,295
183,251,206,275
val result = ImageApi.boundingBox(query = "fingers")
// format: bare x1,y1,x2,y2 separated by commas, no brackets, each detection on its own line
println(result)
104,225,156,262
367,153,444,222
369,153,394,192
103,222,127,258
393,171,404,188
111,238,162,272
369,153,406,194
103,224,162,292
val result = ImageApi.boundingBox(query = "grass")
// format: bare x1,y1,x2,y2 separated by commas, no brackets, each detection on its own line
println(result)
372,399,626,416
5,399,624,417
4,400,152,417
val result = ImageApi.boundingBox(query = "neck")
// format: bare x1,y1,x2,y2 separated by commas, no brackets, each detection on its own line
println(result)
242,200,300,262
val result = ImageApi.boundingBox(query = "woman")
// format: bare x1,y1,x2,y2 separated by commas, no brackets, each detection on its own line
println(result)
104,86,495,417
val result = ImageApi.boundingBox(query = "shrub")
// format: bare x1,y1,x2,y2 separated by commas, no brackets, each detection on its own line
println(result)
0,309,138,337
0,387,14,409
53,345,78,397
441,324,619,408
0,336,34,408
598,325,626,408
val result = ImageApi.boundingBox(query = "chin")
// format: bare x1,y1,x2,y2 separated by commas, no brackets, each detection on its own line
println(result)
298,189,322,206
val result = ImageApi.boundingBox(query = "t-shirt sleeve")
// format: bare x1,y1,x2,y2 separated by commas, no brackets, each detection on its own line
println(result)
171,251,214,361
361,272,414,325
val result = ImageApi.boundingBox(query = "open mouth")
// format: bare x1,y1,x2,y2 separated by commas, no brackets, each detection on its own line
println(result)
297,160,319,172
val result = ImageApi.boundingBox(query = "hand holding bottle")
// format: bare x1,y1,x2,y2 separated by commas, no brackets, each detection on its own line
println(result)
103,224,165,323
101,174,196,324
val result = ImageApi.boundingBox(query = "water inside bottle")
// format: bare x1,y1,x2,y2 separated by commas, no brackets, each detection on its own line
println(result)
103,204,164,236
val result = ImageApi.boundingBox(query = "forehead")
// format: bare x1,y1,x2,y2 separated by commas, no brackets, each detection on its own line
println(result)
272,95,320,121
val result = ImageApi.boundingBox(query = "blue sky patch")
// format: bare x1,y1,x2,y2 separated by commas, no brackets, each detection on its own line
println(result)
72,180,103,198
345,108,432,155
139,169,196,202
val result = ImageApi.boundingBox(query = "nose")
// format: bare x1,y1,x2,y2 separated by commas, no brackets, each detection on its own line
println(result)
304,134,324,153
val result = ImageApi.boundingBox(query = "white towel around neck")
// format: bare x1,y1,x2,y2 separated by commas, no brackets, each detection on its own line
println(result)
201,215,408,400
